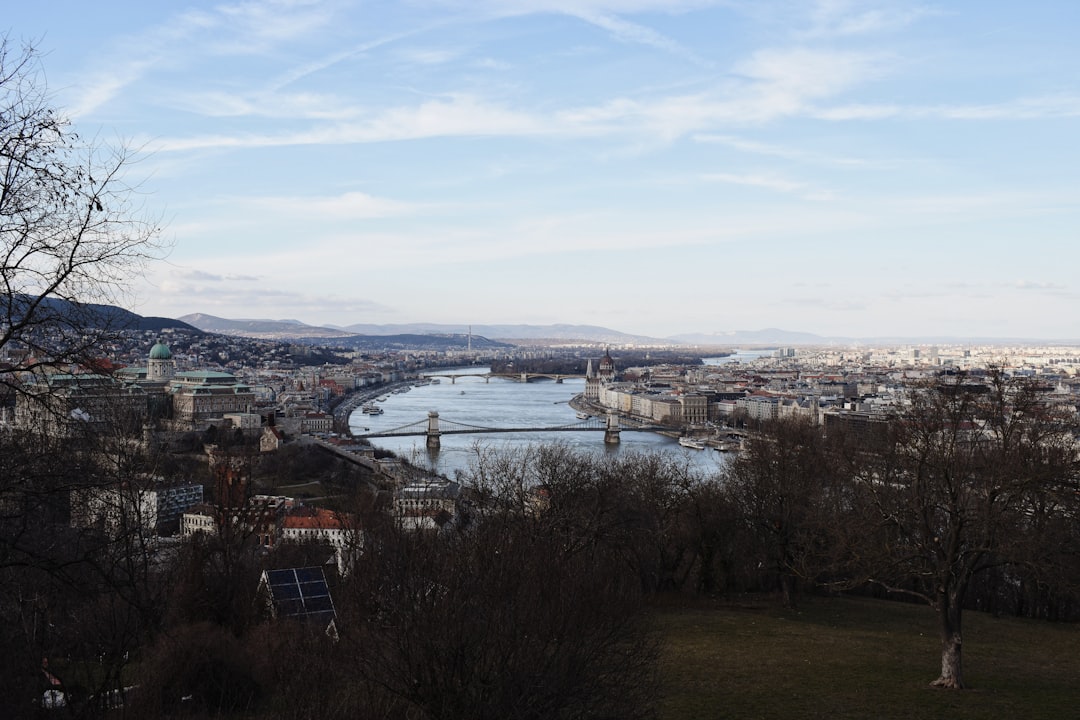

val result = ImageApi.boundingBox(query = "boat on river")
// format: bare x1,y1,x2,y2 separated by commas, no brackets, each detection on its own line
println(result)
576,411,590,420
678,436,706,450
362,404,384,415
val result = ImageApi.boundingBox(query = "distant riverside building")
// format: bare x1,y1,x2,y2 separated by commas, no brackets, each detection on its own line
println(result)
584,359,600,402
598,348,616,382
301,412,333,434
585,351,617,404
680,393,708,425
737,395,780,423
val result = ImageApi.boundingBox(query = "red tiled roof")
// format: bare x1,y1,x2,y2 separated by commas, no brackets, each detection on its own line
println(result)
283,507,351,529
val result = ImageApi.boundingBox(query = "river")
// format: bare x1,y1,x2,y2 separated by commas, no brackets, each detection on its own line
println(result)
348,366,731,480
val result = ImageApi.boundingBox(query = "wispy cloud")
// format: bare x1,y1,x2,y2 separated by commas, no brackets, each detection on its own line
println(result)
814,93,1080,121
147,94,551,152
173,269,262,283
396,46,465,65
241,191,420,219
799,0,938,39
68,0,341,118
1013,280,1071,294
694,133,867,166
701,171,835,200
154,266,390,316
269,27,434,92
565,8,715,67
734,46,888,105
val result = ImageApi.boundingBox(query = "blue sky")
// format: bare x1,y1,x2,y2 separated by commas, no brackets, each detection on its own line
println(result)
8,1,1080,339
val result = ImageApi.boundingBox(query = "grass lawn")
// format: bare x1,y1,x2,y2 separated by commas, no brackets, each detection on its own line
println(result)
655,594,1080,720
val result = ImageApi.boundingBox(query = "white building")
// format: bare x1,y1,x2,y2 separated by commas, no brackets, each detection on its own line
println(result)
395,480,461,531
281,507,362,575
73,478,203,537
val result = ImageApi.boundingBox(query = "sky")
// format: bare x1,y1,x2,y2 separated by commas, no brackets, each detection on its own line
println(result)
7,1,1080,340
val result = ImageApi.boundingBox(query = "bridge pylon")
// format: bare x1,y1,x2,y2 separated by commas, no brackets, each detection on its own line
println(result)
604,410,621,445
426,410,442,449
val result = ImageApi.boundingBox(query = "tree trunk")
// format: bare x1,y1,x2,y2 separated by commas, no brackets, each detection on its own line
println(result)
778,568,796,609
930,593,964,689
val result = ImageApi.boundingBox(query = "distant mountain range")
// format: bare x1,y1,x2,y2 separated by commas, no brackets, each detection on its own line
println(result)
337,322,668,345
178,316,846,346
159,312,1080,347
179,315,667,345
14,295,200,333
179,313,348,339
20,299,1073,349
178,314,515,350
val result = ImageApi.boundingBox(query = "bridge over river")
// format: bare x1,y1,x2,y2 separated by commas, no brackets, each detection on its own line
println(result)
355,411,661,448
421,371,586,384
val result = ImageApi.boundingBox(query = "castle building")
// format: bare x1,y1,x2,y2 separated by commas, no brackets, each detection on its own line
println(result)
15,373,147,436
169,370,257,425
118,341,257,429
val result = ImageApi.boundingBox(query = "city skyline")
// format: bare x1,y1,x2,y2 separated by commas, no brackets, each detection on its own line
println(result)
8,1,1080,339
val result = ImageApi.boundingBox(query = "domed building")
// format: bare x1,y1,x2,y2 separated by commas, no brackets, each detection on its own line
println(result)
115,339,176,385
147,340,176,382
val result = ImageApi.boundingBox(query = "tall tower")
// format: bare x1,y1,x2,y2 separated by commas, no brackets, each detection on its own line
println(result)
584,359,599,401
598,348,615,382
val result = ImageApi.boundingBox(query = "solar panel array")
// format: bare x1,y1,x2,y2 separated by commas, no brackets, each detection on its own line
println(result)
263,567,336,626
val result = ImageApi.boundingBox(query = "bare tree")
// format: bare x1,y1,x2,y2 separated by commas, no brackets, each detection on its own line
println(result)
0,36,164,387
843,370,1080,688
725,417,840,607
0,36,166,714
338,446,661,720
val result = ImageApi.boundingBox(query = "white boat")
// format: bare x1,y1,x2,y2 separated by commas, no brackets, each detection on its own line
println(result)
362,404,384,415
679,436,706,450
430,378,441,384
576,411,590,420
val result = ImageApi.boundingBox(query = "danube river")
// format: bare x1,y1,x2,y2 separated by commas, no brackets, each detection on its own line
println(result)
348,367,734,480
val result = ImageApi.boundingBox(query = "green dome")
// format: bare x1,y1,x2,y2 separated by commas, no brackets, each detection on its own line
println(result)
149,342,173,360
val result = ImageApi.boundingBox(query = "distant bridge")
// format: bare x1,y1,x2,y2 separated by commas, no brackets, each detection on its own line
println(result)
421,372,586,384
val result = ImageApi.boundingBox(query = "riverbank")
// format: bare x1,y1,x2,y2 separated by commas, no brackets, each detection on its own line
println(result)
568,392,743,452
333,379,420,432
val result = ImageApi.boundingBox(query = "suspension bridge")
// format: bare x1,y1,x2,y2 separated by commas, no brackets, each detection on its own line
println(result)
421,371,586,384
355,411,662,447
